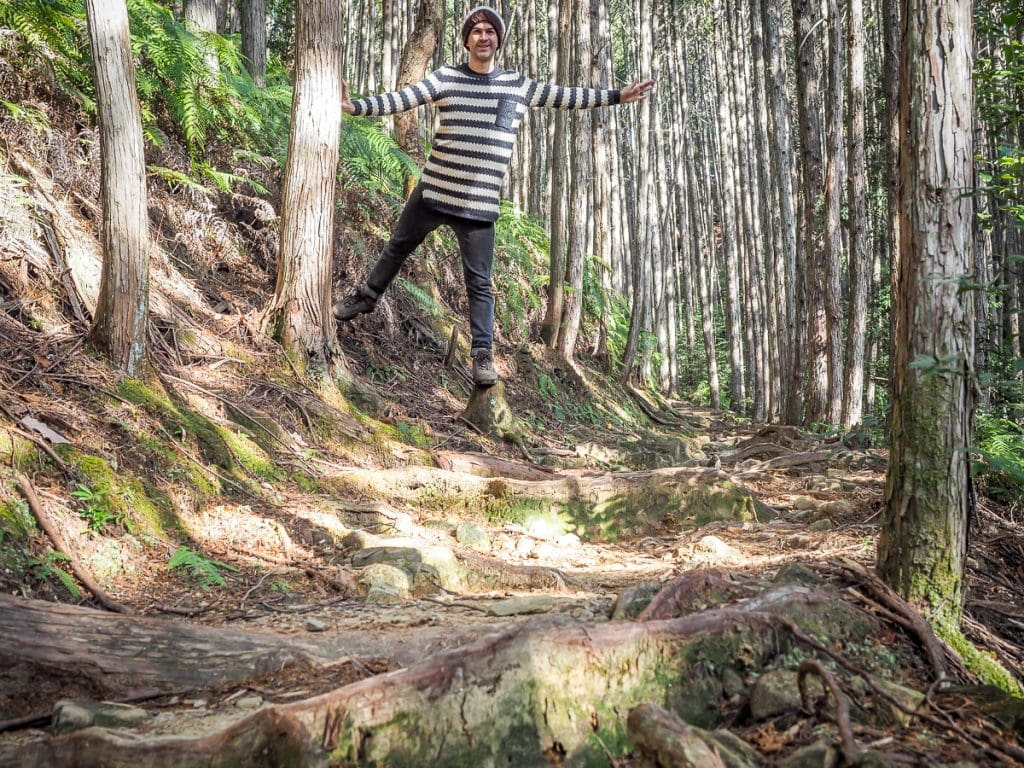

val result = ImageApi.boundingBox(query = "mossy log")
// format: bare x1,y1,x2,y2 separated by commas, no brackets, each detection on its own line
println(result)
0,594,478,695
3,590,878,768
4,606,815,768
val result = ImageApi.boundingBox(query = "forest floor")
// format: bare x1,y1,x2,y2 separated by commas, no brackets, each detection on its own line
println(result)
1,75,1023,766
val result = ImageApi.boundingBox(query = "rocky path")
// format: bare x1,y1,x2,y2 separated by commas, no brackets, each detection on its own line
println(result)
3,409,1021,767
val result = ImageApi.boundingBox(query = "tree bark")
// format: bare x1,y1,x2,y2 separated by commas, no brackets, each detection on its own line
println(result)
841,0,869,427
241,0,267,86
393,0,443,185
85,0,150,378
183,0,220,71
877,0,975,628
793,0,829,424
262,0,344,369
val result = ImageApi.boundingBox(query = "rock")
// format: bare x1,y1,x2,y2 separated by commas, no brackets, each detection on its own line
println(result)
52,701,95,733
793,496,821,511
785,535,814,549
305,618,327,632
556,533,582,549
486,595,566,617
530,542,561,561
776,739,840,768
870,678,926,727
822,500,854,516
708,729,762,768
695,535,739,559
773,563,822,586
720,667,747,699
611,581,662,620
749,669,822,721
513,538,535,558
806,476,843,493
676,672,725,728
235,695,264,709
460,381,519,439
809,518,834,532
455,522,490,552
358,563,411,604
52,700,152,733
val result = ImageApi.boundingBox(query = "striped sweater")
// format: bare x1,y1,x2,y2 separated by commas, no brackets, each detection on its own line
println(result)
350,64,621,222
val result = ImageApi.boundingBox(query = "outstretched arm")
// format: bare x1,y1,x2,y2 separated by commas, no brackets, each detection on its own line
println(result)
525,77,655,110
343,71,443,117
619,79,655,104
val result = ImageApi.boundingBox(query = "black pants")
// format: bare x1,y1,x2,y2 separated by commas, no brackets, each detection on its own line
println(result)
364,185,496,352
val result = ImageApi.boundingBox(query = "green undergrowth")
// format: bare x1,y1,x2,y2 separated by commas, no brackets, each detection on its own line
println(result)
117,377,278,483
57,446,174,538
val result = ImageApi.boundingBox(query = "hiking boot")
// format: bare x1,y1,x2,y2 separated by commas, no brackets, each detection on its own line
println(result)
333,287,376,321
471,349,499,386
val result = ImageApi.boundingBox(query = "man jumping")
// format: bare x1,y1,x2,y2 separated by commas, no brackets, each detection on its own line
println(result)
335,5,654,386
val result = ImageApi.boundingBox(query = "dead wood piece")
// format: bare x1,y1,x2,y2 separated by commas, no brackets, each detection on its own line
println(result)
16,474,127,613
721,442,794,465
757,449,837,470
627,703,728,768
0,593,479,695
431,449,554,481
639,568,747,621
798,659,861,764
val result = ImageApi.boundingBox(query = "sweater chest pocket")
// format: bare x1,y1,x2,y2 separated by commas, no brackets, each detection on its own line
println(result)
495,98,518,130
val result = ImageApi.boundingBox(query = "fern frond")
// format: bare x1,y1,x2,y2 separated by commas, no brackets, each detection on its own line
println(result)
167,546,237,590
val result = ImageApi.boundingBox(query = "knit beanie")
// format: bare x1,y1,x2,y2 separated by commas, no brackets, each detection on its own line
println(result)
461,6,505,49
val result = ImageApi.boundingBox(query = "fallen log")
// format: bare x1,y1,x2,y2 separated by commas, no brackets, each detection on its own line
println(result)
431,449,555,481
0,594,480,695
3,589,883,767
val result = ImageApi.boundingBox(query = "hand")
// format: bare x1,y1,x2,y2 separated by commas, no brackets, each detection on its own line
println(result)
620,78,655,104
342,79,355,115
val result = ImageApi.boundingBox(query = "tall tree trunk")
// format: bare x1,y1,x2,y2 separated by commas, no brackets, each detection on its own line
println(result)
793,0,829,424
241,0,267,86
262,0,344,369
877,0,974,629
763,0,802,423
183,0,220,71
713,0,746,410
556,0,592,361
393,0,442,194
841,0,869,427
620,0,654,382
540,0,571,348
85,0,150,378
823,0,846,422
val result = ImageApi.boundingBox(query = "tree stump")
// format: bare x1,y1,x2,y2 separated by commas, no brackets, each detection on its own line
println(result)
460,381,520,440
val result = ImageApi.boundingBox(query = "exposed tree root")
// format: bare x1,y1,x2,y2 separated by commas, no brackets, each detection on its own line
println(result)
639,567,748,620
824,558,948,681
797,659,860,764
627,703,728,767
